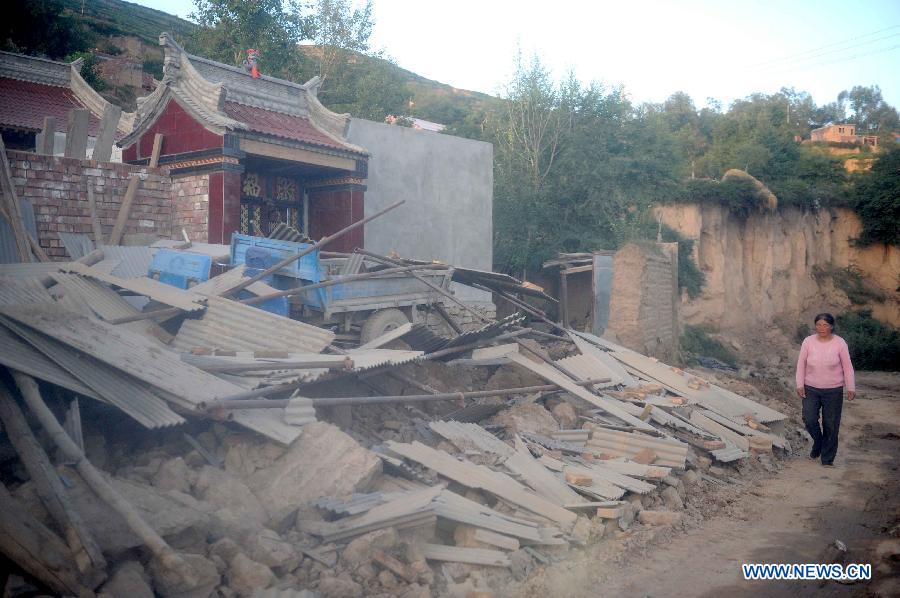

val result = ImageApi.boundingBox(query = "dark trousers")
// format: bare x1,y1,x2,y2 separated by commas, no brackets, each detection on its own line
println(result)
802,385,844,464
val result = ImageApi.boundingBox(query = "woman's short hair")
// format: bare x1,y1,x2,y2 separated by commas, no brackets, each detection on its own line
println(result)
814,312,836,331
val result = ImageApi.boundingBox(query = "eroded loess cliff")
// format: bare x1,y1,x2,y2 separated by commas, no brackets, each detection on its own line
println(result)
653,203,900,330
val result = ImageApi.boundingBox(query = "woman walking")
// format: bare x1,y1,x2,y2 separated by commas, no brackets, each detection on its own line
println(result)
795,313,856,467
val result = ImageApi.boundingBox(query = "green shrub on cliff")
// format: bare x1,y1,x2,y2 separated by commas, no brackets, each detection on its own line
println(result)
852,147,900,247
837,310,900,371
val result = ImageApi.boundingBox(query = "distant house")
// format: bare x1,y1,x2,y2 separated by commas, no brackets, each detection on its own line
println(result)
810,123,878,147
0,51,134,156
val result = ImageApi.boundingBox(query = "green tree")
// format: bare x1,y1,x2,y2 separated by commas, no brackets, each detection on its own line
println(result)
307,0,375,85
189,0,308,78
852,146,900,246
3,0,92,59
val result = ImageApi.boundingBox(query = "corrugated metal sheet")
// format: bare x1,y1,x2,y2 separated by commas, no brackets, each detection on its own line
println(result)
283,396,317,426
2,317,185,428
568,333,634,386
429,420,512,456
172,296,334,354
555,354,621,390
58,232,93,260
64,262,206,311
441,314,526,350
151,240,231,261
0,198,37,264
188,266,246,296
0,262,69,278
586,428,688,469
314,491,403,516
441,402,506,423
519,431,587,454
711,446,749,462
345,348,424,371
400,324,449,353
97,245,157,279
0,277,53,305
0,321,99,398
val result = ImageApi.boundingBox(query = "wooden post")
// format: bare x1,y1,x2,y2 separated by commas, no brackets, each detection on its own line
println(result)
64,108,90,160
0,481,91,596
107,175,140,246
0,390,107,585
10,371,194,586
559,268,569,327
87,184,104,244
92,104,121,163
37,116,56,155
149,133,164,168
0,135,33,262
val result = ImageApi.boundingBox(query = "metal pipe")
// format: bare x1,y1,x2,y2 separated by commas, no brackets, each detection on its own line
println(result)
197,357,354,373
204,377,612,410
221,199,405,297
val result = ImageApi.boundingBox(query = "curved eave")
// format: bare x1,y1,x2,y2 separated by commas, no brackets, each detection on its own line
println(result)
69,62,135,136
118,88,244,149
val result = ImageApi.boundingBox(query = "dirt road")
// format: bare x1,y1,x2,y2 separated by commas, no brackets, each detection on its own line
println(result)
521,372,900,597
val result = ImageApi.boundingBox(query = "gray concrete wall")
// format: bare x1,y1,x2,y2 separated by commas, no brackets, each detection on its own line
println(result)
347,118,493,302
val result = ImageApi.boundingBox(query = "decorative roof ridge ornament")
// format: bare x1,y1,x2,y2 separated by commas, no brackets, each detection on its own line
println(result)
301,76,367,153
159,32,230,116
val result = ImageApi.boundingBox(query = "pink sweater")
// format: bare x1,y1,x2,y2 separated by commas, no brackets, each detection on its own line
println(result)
795,335,855,392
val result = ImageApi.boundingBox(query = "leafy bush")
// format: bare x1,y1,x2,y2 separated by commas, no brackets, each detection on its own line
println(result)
851,146,900,246
658,226,705,299
671,178,769,218
836,310,900,371
681,325,738,366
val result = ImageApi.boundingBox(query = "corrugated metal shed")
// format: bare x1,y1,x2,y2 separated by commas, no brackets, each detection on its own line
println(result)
172,296,334,354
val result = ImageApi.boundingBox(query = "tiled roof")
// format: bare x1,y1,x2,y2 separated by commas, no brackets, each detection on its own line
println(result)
0,77,103,136
223,101,364,155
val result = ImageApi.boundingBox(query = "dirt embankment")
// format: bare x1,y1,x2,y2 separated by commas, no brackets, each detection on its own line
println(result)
653,203,900,329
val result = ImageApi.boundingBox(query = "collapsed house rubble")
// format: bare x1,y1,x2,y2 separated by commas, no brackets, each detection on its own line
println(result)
0,138,799,596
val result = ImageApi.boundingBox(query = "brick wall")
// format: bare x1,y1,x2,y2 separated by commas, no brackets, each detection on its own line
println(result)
607,243,679,361
171,173,210,242
7,150,173,259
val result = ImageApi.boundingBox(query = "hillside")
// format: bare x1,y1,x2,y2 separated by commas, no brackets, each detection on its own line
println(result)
49,0,495,130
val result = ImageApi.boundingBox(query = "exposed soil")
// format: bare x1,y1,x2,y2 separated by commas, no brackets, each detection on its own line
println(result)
518,371,900,597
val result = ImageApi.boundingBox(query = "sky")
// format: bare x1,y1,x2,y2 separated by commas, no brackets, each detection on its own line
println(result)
131,0,900,109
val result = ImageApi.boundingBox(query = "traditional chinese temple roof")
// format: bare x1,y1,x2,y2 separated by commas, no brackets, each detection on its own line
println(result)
0,51,134,137
120,34,367,158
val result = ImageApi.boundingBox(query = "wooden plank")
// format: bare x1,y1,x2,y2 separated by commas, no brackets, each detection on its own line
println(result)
92,104,121,163
64,261,206,312
37,116,56,155
0,481,90,596
690,410,750,451
87,184,104,244
507,352,655,431
421,544,511,567
386,441,577,529
0,392,107,584
700,409,788,449
149,133,164,168
64,109,89,159
108,175,140,245
454,525,520,551
0,135,33,262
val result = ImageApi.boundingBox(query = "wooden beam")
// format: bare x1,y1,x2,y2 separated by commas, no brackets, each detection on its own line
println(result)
0,481,91,596
92,104,121,163
149,133,164,168
0,391,107,585
240,138,357,171
37,116,56,155
64,108,89,160
0,135,33,262
87,184,104,244
10,371,196,586
107,175,140,246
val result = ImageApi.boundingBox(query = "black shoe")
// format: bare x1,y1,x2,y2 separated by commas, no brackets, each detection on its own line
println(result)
809,448,821,459
822,462,834,467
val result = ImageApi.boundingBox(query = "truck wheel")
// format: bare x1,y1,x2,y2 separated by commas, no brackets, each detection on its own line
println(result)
360,308,410,344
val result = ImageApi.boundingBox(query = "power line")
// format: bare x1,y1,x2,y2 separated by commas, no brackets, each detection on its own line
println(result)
766,42,900,76
748,32,900,73
747,24,900,68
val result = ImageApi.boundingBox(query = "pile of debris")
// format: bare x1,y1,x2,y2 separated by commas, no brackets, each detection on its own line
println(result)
0,231,795,597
